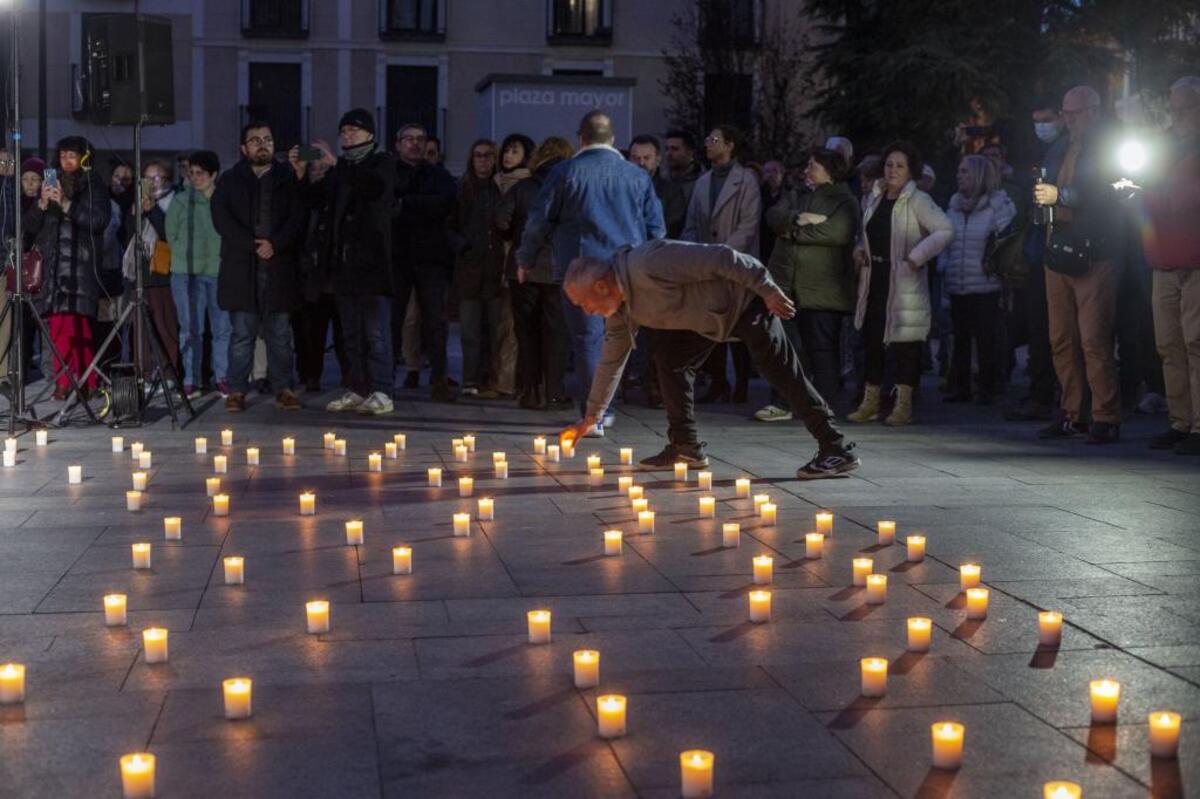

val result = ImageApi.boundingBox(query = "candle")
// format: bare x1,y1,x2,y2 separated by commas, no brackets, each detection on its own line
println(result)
323,432,336,450
907,617,932,652
861,657,888,697
457,476,474,498
126,491,143,512
534,436,547,455
959,563,981,591
393,433,407,450
427,467,442,487
965,588,989,620
459,434,475,453
748,589,771,623
562,440,575,459
132,471,148,491
527,610,551,644
3,436,14,454
113,435,125,453
627,485,644,501
1038,611,1063,647
596,694,627,738
805,532,824,559
163,517,181,541
638,510,655,534
931,722,964,769
368,452,382,472
877,520,896,545
451,438,463,451
142,627,169,664
392,546,412,575
547,444,560,462
119,753,156,799
206,477,221,497
722,522,741,548
698,496,716,518
453,513,471,537
866,574,887,605
697,471,713,491
193,436,206,454
224,556,244,585
478,497,494,521
345,520,364,546
306,600,330,634
588,467,604,487
760,503,777,525
631,497,649,514
494,460,509,479
1089,678,1120,723
213,455,227,474
138,451,152,469
603,529,623,556
753,493,770,513
492,451,506,465
130,442,144,460
384,442,398,460
299,491,316,516
223,677,253,720
68,464,82,484
334,439,347,457
2,451,13,467
454,444,468,463
104,594,128,626
753,555,773,585
282,437,295,456
674,462,688,482
680,750,714,798
587,453,601,470
212,494,229,517
35,429,47,447
735,477,750,498
852,557,873,587
906,535,926,562
1043,782,1082,799
815,511,834,537
221,429,234,446
1149,711,1181,758
619,447,633,465
0,663,26,704
573,649,600,688
245,447,259,466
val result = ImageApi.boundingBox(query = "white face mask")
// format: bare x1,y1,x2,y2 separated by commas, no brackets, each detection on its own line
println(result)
1034,122,1059,143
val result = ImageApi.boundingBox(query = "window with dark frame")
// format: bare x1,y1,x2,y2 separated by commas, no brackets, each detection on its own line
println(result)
242,0,308,39
549,0,612,42
702,0,757,50
381,0,443,39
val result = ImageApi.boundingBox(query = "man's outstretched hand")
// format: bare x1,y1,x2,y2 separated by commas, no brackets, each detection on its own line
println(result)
764,287,796,320
559,415,597,449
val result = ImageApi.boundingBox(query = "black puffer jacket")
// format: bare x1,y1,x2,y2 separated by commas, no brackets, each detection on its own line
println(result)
24,171,110,318
453,175,504,299
494,159,561,284
393,159,456,273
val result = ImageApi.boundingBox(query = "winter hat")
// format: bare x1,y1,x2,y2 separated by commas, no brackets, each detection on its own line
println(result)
55,135,94,159
337,108,376,137
20,156,45,176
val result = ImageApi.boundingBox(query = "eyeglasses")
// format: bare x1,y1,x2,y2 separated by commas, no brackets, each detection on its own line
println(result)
0,159,13,168
246,136,274,147
397,135,426,144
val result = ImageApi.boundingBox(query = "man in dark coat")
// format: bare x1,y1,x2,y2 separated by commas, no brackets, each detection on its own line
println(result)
211,121,306,412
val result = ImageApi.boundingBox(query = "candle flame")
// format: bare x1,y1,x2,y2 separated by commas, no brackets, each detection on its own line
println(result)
1,663,17,676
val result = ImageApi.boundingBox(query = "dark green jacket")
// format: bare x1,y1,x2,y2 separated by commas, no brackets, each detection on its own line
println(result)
765,181,858,313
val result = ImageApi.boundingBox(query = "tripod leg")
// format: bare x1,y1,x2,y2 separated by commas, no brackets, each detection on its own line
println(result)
51,302,129,426
139,301,195,426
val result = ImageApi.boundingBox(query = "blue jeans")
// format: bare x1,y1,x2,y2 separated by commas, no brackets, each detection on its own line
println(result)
336,293,393,396
560,289,609,417
228,310,293,394
170,274,230,386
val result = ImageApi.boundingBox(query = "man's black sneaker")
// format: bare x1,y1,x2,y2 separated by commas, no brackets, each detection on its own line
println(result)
1149,427,1189,450
639,444,709,470
796,444,861,480
1174,433,1200,455
1038,419,1088,439
1086,422,1120,444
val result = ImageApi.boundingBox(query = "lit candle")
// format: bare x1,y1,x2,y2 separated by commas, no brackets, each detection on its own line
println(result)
861,657,888,697
392,546,412,575
735,477,750,498
588,467,604,487
698,496,716,518
126,491,143,512
0,663,26,704
604,529,623,556
753,555,773,586
596,694,627,738
104,594,127,626
306,600,330,634
722,523,741,548
587,453,601,470
631,497,649,514
454,444,468,463
638,510,655,533
334,439,347,457
547,444,560,462
130,442,144,460
451,438,464,451
697,471,713,491
959,563,981,591
221,429,234,446
494,460,509,479
573,649,600,688
619,447,633,465
680,750,714,798
907,617,932,652
138,451,152,469
877,520,896,545
453,513,471,537
907,535,926,562
206,477,221,497
213,454,227,474
368,452,382,472
345,520,364,546
965,588,989,620
478,497,494,521
852,557,874,587
492,451,507,465
68,464,82,484
299,491,316,516
282,437,295,456
163,517,181,541
866,574,887,604
463,434,476,453
1089,678,1120,723
628,485,644,502
562,440,575,459
1148,711,1181,758
223,677,253,720
427,467,442,487
119,753,156,799
815,511,834,537
527,609,552,644
384,442,398,460
3,436,14,454
393,433,407,450
35,429,47,447
805,532,824,559
674,462,688,482
533,436,547,455
748,589,771,623
132,471,147,491
1043,782,1082,799
113,435,125,453
1039,611,1063,647
1,450,12,467
224,556,244,585
323,432,336,450
760,502,777,525
212,493,229,517
142,627,169,664
753,494,770,513
193,436,206,454
931,722,964,769
458,476,474,497
245,447,259,466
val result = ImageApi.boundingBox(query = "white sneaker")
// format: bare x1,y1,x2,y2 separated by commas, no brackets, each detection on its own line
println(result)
326,391,365,412
356,391,394,415
754,404,793,422
583,422,605,438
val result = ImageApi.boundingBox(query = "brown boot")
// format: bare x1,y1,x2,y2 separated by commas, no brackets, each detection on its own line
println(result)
224,392,246,412
275,388,301,411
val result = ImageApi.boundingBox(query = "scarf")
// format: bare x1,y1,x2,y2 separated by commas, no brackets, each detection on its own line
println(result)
494,167,530,196
342,138,375,165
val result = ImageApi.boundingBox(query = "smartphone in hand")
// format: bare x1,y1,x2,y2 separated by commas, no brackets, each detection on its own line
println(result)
297,146,323,162
42,168,58,189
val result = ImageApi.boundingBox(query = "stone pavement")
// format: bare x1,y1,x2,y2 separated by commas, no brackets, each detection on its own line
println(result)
0,382,1198,798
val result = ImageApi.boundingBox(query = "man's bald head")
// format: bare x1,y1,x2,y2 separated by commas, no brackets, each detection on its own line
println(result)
578,111,614,146
1061,85,1101,140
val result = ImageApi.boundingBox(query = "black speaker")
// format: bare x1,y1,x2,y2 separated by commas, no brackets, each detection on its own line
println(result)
84,14,175,126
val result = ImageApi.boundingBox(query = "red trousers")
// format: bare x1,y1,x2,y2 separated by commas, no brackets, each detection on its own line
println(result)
47,312,96,390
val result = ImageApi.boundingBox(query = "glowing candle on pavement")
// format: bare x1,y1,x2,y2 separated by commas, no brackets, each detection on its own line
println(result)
814,512,834,537
861,657,888,697
760,502,777,525
907,535,926,562
631,497,649,515
478,497,494,520
494,460,508,479
453,513,471,537
392,547,412,575
206,477,221,497
597,694,627,738
245,447,259,466
547,444,560,462
163,517,181,541
138,451,152,469
384,442,397,460
2,450,13,467
748,589,771,623
638,510,655,533
0,663,26,704
722,522,741,548
573,649,599,688
877,520,896,545
223,677,253,720
282,437,295,456
334,439,347,457
698,495,716,518
113,435,125,453
959,563,981,591
587,453,601,470
680,750,714,798
1090,678,1120,723
462,434,475,452
527,609,551,644
368,452,382,472
852,557,873,586
68,464,82,484
753,555,773,585
193,436,206,454
588,467,604,486
132,472,147,491
119,753,156,799
224,557,244,585
931,722,964,769
753,494,770,513
735,477,750,498
619,447,633,465
212,493,229,517
674,462,688,482
1043,782,1081,799
562,440,575,459
393,433,406,450
427,467,442,487
965,588,989,620
604,529,623,556
458,476,474,497
697,471,712,490
454,445,468,463
35,429,47,447
1149,711,1181,758
628,485,644,502
130,442,144,460
323,432,336,450
1039,611,1063,647
221,429,233,446
213,454,227,474
866,574,887,604
142,628,168,663
305,600,330,634
299,491,316,516
126,491,143,512
104,594,128,626
345,520,364,546
534,436,547,454
805,532,824,559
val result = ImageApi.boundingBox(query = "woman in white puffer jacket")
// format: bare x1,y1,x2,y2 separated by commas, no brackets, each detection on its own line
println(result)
939,154,1016,404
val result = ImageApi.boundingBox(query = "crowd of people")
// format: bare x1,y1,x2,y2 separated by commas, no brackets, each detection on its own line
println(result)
0,74,1197,464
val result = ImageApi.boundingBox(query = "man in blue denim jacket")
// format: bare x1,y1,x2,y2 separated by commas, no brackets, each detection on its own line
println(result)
515,111,666,435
